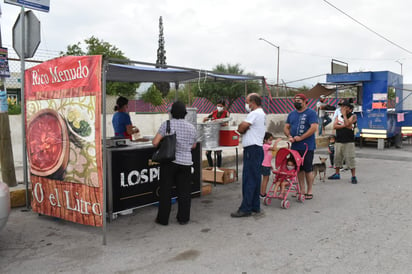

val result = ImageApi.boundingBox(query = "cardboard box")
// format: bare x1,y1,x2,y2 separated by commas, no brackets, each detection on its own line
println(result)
201,183,212,196
202,167,236,184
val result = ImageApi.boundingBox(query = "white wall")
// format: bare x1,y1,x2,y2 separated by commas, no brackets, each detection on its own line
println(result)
9,113,288,165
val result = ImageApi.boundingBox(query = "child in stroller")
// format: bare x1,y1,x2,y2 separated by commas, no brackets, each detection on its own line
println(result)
272,157,296,199
263,146,307,209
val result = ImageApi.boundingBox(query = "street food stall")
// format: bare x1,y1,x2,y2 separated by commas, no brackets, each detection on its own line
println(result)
23,55,264,243
326,71,406,148
103,61,263,219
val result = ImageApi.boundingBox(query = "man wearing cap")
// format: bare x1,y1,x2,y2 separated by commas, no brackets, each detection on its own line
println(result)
317,95,332,136
328,100,358,184
284,94,318,200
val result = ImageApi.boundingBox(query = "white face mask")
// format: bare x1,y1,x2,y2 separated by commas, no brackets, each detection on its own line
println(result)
245,103,251,113
217,106,223,112
286,165,295,171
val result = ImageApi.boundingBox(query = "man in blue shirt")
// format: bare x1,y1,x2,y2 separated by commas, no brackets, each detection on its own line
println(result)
284,94,318,200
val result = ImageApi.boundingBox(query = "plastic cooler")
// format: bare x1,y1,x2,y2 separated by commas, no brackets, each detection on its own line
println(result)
219,126,240,146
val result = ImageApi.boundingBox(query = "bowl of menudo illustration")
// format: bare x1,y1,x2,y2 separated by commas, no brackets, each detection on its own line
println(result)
27,109,70,179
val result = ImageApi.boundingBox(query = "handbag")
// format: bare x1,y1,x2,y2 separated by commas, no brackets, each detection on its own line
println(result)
152,120,176,163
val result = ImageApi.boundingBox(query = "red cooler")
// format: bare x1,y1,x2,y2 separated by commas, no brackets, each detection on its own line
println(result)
219,126,240,146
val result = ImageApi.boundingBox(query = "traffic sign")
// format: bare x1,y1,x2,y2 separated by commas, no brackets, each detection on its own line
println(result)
4,0,50,13
12,10,41,59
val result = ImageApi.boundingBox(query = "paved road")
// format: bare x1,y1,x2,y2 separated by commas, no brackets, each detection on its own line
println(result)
1,144,412,273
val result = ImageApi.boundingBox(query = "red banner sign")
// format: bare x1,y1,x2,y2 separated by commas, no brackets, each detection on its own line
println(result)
25,55,103,227
372,102,387,109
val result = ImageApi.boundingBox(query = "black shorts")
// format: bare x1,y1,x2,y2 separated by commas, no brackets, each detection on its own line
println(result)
296,150,314,173
261,166,271,176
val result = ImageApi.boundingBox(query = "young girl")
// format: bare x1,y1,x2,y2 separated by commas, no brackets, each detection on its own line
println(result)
260,132,282,198
273,157,296,199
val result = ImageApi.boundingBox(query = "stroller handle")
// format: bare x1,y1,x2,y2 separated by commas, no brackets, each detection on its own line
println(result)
302,143,308,159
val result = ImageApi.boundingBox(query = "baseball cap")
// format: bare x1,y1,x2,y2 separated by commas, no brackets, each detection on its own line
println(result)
294,93,307,102
340,99,353,108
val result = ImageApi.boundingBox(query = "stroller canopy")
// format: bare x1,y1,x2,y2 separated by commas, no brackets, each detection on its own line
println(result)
275,148,304,169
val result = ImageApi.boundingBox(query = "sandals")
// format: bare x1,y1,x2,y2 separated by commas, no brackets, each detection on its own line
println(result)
305,194,313,200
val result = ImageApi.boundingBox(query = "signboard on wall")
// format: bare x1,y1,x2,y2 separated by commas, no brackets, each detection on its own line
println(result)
331,59,348,74
24,55,103,226
372,102,387,109
0,47,11,77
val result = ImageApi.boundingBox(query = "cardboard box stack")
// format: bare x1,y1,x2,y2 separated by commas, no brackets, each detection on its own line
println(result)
202,167,236,184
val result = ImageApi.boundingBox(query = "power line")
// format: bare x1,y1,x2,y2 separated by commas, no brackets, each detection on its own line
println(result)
323,0,412,55
284,73,327,85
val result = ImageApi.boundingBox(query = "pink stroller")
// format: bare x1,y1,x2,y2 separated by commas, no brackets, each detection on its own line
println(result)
263,146,308,209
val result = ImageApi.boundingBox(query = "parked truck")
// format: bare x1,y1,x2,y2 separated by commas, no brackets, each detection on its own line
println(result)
326,71,410,148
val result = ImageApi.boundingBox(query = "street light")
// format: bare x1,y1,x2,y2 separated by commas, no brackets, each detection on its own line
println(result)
259,37,280,97
395,60,403,76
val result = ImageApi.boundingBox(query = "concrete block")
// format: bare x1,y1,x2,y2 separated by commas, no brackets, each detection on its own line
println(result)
9,186,30,208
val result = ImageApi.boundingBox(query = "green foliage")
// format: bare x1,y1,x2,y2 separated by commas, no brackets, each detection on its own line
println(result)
166,84,193,105
155,17,170,97
141,85,164,106
388,87,395,100
61,36,139,97
296,85,310,92
154,81,170,97
192,63,260,109
7,102,21,115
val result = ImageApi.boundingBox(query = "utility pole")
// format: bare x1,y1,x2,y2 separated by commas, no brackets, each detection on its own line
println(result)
0,11,17,187
396,60,403,76
259,38,280,97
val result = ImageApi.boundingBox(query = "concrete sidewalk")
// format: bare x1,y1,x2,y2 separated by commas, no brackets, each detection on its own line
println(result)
1,143,412,273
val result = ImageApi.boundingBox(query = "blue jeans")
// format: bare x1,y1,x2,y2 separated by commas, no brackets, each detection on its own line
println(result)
239,145,264,213
318,115,331,135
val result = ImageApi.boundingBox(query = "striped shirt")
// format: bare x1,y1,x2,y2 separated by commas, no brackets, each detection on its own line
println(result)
157,119,197,166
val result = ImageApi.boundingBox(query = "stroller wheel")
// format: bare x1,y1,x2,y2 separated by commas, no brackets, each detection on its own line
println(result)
284,200,290,209
263,197,271,206
297,194,305,202
281,200,290,209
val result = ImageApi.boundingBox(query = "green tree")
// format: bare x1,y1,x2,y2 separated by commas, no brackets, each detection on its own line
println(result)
154,16,170,97
141,85,164,106
61,36,139,98
388,87,395,100
166,84,193,105
192,63,261,109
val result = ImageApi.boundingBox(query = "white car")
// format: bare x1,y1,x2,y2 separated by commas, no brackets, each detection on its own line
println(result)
0,181,10,231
